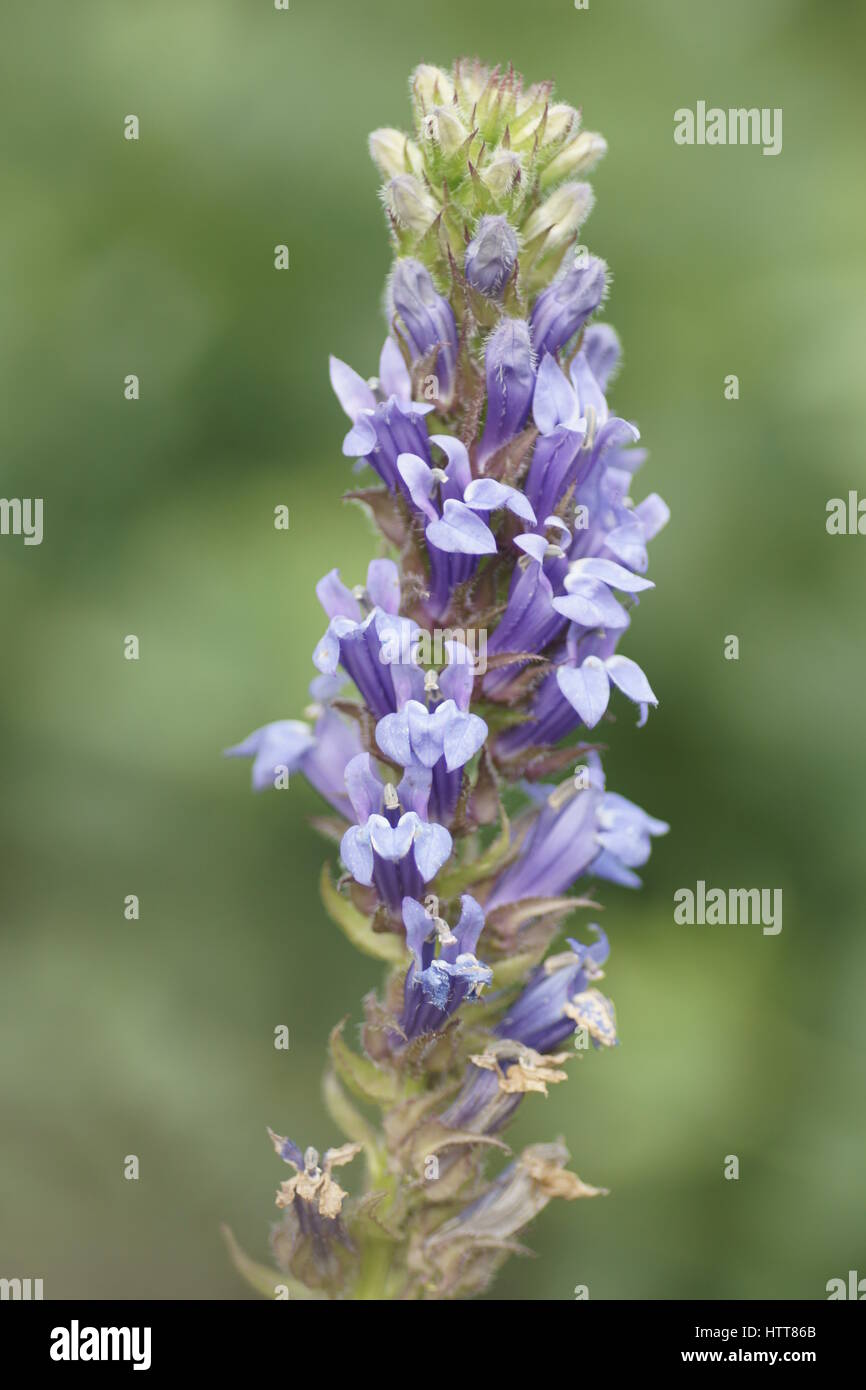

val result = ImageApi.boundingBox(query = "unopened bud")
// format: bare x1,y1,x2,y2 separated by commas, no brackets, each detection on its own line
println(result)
423,105,469,157
412,64,456,112
530,255,608,356
523,181,594,248
388,258,457,398
539,103,580,147
385,175,439,234
454,58,488,112
541,131,608,187
480,150,523,203
465,214,519,298
369,127,421,180
478,317,535,464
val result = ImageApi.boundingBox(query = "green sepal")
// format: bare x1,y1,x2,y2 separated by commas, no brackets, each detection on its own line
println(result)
221,1225,324,1301
322,1067,382,1156
329,1019,404,1107
433,804,516,896
320,865,407,964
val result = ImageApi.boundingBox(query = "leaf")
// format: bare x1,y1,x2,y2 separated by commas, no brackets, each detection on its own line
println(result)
320,865,407,964
433,804,515,897
220,1225,323,1301
349,1190,405,1243
309,814,350,844
490,951,542,989
480,423,539,485
344,487,408,548
486,894,598,932
322,1068,382,1156
483,650,550,672
329,1020,402,1106
407,1121,510,1170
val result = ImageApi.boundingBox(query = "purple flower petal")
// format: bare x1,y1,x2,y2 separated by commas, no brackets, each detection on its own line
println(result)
552,580,629,630
397,766,432,817
533,353,580,435
396,452,438,521
453,895,485,955
570,557,655,593
379,336,410,402
342,414,377,457
369,812,415,862
412,820,453,881
464,477,537,525
442,709,488,771
376,709,413,766
514,533,550,566
344,751,383,823
402,895,433,967
329,355,376,420
438,641,475,711
316,568,362,621
407,699,447,768
605,654,657,706
426,499,497,555
633,492,670,541
428,435,472,492
312,625,341,675
224,719,316,791
340,823,374,884
582,323,621,390
557,657,611,728
604,521,649,573
366,558,401,614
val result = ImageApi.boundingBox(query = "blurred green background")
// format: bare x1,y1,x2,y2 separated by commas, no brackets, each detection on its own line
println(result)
2,0,865,1300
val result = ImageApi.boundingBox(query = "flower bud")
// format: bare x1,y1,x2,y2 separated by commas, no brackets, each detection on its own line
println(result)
541,131,607,188
454,57,488,113
422,104,469,158
480,150,523,203
514,102,578,152
522,181,594,248
542,103,580,145
465,215,519,298
385,174,439,234
412,64,456,113
530,255,608,356
388,257,458,399
478,317,535,464
369,127,421,180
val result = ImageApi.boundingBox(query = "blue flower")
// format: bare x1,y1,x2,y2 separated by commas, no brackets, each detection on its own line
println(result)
530,254,608,356
330,338,435,492
397,435,535,618
398,894,492,1038
495,926,613,1053
477,317,536,466
339,753,452,906
465,215,519,298
224,720,315,792
388,258,458,403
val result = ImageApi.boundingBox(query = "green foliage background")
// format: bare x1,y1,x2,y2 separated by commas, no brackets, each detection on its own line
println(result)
2,0,864,1299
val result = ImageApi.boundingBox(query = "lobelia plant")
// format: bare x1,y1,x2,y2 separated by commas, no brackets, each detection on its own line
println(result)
224,58,669,1301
